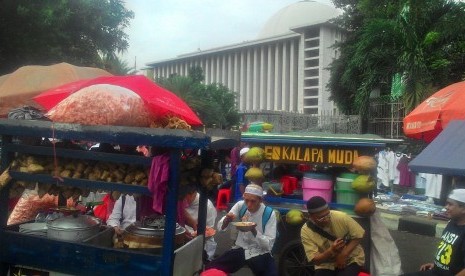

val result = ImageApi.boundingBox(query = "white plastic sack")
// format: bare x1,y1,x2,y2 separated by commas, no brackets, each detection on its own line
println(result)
370,210,403,276
47,84,153,127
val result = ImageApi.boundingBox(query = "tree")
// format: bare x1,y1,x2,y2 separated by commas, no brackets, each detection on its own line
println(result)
101,54,135,75
156,67,240,128
0,0,134,74
328,0,465,115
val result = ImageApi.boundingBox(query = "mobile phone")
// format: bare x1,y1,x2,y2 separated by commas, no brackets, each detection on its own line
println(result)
343,233,350,244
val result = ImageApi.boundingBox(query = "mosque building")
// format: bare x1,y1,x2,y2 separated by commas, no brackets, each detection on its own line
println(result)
145,1,341,115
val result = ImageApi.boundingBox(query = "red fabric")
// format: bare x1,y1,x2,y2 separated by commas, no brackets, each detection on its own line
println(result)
93,194,115,223
33,75,202,126
148,153,170,214
230,146,240,178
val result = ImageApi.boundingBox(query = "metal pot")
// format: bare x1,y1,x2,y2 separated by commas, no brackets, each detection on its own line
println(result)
47,215,101,242
123,219,186,249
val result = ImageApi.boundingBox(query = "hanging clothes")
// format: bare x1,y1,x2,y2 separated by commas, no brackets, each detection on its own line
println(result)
377,150,390,188
387,150,396,182
393,153,403,185
148,153,170,214
419,173,443,199
396,156,415,187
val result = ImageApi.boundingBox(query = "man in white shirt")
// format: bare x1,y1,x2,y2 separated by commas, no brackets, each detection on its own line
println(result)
206,184,278,276
106,194,137,235
181,185,218,261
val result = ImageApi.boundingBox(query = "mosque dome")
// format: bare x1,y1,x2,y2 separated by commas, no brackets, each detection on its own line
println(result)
257,1,340,39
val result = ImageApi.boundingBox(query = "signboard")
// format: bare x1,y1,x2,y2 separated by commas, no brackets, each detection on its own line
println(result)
259,144,378,167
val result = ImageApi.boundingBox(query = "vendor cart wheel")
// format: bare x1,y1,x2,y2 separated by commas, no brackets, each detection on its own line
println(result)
278,240,314,276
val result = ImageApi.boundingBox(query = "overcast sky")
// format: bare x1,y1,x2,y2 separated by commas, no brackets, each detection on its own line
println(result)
121,0,333,70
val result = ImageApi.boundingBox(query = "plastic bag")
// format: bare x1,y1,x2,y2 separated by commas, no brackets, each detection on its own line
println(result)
370,210,403,275
7,186,76,225
7,188,57,225
8,106,48,120
46,84,154,127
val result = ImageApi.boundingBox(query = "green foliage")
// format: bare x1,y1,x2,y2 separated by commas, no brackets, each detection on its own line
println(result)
156,67,240,128
328,0,465,114
0,0,134,74
101,54,134,75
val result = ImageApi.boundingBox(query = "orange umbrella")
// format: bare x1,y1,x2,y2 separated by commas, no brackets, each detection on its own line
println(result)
0,62,111,116
403,81,465,142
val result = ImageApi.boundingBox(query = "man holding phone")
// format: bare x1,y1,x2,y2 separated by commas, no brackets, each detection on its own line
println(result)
301,196,365,276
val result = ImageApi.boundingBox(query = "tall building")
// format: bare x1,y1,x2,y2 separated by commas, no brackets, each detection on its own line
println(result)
145,1,341,115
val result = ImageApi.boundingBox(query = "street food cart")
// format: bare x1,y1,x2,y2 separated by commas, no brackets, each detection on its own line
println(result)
241,131,402,275
0,119,210,275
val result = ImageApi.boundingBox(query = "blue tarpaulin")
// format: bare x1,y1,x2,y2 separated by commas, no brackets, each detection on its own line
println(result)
409,120,465,175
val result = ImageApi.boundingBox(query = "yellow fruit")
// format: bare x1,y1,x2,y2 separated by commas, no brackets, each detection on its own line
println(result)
286,209,304,225
351,175,375,193
352,156,377,174
245,147,265,163
354,198,376,217
245,167,264,180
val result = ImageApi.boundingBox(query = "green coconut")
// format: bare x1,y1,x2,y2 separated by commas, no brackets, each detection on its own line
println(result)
245,147,265,163
245,167,264,181
286,209,304,225
351,175,375,193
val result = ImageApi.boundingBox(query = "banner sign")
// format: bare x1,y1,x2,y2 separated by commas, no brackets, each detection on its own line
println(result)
260,144,378,167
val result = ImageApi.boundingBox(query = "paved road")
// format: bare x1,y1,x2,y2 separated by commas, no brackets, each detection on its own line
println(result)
212,210,440,275
390,230,439,274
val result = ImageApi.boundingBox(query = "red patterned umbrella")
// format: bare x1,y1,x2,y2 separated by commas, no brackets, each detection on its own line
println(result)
403,81,465,142
33,75,202,126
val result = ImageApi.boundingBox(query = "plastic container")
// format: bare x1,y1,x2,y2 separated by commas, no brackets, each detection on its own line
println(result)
302,173,333,202
339,172,359,180
281,176,298,195
303,188,333,202
335,189,360,205
263,182,283,196
304,173,333,181
335,177,354,190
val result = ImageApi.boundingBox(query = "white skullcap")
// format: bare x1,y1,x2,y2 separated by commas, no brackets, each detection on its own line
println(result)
244,184,263,198
240,147,250,157
449,189,465,204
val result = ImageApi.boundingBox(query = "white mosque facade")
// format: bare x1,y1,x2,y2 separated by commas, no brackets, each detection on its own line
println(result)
145,1,342,115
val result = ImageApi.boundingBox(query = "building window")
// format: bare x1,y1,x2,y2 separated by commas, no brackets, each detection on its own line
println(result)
305,59,319,68
305,78,319,87
305,39,319,48
305,29,320,38
304,108,319,115
304,88,318,97
305,68,319,77
304,98,318,106
305,49,319,58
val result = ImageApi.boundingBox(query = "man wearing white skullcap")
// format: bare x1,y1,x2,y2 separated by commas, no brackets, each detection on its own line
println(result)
404,189,465,275
232,147,250,202
205,184,278,275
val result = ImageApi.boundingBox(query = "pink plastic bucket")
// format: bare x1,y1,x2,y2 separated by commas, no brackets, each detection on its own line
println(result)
302,173,333,202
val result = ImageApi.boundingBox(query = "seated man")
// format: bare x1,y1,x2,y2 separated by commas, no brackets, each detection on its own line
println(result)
206,184,278,276
180,184,218,261
106,194,137,235
301,196,365,276
403,189,465,275
107,194,158,236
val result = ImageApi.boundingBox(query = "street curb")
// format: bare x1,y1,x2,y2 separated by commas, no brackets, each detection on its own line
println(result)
379,211,447,238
